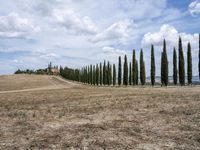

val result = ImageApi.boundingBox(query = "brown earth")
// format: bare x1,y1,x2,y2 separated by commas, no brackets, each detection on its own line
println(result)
0,75,199,150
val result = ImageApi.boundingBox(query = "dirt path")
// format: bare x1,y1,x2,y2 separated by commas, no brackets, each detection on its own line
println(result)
53,76,80,87
0,76,78,94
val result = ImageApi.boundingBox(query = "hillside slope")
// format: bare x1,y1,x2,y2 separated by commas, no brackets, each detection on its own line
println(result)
0,74,75,91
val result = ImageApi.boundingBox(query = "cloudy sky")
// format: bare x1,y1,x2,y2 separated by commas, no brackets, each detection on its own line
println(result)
0,0,199,75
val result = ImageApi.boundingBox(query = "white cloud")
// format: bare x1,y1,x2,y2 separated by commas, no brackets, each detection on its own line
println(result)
142,24,199,50
99,46,128,63
189,0,200,16
142,24,178,47
102,46,126,55
52,9,97,34
0,12,40,38
39,52,58,59
90,20,134,44
31,49,59,60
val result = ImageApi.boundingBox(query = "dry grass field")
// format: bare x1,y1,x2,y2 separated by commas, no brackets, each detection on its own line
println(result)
0,75,199,149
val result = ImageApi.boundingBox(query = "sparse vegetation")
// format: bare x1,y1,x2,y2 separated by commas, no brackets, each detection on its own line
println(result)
0,75,199,149
8,111,26,119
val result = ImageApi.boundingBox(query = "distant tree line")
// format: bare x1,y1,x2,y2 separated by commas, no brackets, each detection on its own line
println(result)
60,35,200,86
15,63,60,75
15,69,48,75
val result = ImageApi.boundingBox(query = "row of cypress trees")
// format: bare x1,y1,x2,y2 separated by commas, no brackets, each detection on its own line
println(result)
60,35,200,86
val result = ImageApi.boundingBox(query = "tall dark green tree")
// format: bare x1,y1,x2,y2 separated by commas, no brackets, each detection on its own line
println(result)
118,56,122,86
60,66,64,76
109,64,112,85
85,67,88,84
151,44,155,86
178,37,185,86
113,64,116,86
88,66,90,84
136,60,139,85
161,52,163,85
107,61,110,85
140,49,146,85
93,65,96,85
96,64,99,85
173,47,178,85
103,61,106,85
187,42,192,84
123,55,128,86
84,68,86,83
129,62,132,85
199,34,200,79
90,65,93,85
100,63,102,85
161,39,168,86
132,50,136,85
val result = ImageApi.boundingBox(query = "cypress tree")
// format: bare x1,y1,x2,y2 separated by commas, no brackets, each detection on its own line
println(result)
129,62,132,85
83,68,85,83
161,52,163,85
60,66,64,76
103,61,106,85
105,62,108,85
100,63,102,85
161,39,168,86
123,55,128,86
110,64,112,85
140,49,146,85
178,37,185,86
93,65,96,85
88,66,90,84
187,42,192,84
113,64,116,86
173,47,178,85
84,68,86,83
107,61,110,85
90,65,93,85
136,60,139,85
84,67,86,83
118,56,122,86
132,50,136,85
86,67,88,84
96,64,99,86
151,44,155,86
199,34,200,79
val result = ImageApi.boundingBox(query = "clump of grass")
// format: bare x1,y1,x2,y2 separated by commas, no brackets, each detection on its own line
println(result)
173,106,198,116
32,112,36,118
8,111,26,119
28,139,44,149
58,111,65,118
47,108,51,114
179,124,193,131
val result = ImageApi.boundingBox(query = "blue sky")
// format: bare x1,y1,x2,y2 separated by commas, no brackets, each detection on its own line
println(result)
0,0,199,75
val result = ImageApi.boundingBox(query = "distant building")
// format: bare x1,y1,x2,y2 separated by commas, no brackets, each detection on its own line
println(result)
47,62,60,75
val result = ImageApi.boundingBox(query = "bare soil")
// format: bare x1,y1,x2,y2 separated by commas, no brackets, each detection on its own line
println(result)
0,75,199,150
